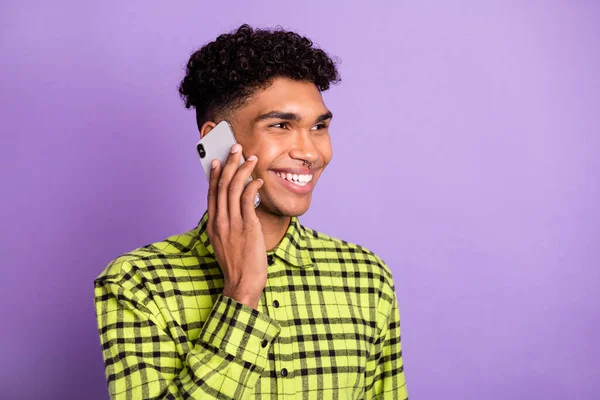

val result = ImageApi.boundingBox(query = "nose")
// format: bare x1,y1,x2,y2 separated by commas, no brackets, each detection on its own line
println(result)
289,130,319,165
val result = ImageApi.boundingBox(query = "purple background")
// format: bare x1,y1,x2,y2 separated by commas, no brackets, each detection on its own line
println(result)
1,1,599,399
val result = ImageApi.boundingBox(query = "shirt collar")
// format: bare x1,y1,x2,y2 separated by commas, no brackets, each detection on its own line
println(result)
195,211,314,269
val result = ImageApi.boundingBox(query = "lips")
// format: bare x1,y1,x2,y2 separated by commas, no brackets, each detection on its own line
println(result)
274,171,313,186
269,169,315,194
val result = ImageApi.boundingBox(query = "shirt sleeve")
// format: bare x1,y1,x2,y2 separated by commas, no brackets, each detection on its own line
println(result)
94,261,281,400
364,282,408,400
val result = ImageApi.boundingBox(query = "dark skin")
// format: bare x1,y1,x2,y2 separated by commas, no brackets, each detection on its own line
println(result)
199,77,333,309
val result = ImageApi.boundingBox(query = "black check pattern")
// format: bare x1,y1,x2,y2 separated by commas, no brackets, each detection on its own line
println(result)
95,211,408,399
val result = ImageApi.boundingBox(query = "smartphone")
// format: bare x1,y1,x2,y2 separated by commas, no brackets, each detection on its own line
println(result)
196,121,261,208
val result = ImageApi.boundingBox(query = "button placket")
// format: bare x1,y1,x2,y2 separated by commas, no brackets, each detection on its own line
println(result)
264,255,280,320
264,257,294,391
266,252,285,374
263,259,286,385
274,269,295,397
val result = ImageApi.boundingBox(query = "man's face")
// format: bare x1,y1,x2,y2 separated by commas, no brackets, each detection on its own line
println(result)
227,77,333,217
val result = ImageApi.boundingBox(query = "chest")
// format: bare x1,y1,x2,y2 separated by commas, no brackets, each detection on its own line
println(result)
251,267,380,399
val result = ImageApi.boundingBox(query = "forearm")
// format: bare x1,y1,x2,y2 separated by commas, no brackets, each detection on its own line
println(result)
96,277,280,399
365,285,408,399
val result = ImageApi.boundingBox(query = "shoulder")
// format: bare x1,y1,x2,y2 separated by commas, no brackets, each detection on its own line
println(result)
302,225,396,290
95,226,213,285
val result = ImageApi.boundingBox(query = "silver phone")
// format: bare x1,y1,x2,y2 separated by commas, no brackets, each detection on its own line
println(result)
196,121,261,208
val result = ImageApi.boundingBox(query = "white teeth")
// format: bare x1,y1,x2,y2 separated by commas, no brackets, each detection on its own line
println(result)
275,171,313,186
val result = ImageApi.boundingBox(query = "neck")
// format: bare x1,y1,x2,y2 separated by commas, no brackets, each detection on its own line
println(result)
255,207,291,251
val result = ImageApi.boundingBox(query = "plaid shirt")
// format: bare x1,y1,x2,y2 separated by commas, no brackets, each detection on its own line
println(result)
95,212,408,399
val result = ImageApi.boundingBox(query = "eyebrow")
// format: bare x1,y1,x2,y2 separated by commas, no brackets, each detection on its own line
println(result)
254,110,333,124
315,111,334,123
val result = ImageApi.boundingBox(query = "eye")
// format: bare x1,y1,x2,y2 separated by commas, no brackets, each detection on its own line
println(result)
310,123,328,131
270,122,288,129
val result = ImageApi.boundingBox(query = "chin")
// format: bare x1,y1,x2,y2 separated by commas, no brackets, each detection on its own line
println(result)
261,198,311,218
287,206,310,217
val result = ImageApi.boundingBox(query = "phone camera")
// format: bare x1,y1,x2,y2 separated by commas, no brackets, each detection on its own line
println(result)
198,144,206,159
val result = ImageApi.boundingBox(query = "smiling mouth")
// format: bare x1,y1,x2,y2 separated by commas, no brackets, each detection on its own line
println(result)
274,171,314,187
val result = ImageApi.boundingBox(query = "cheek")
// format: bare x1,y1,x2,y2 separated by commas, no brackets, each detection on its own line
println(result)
241,136,268,161
318,136,333,164
249,139,282,170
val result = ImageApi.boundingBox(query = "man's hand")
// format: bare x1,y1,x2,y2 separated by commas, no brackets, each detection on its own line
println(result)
206,143,267,309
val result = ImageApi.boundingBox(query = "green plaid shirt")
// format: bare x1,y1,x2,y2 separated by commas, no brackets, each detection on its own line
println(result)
95,212,408,399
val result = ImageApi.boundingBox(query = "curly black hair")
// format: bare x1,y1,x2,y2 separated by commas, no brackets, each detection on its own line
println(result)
179,24,341,128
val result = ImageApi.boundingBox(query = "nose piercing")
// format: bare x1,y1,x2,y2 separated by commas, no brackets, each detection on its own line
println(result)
303,160,313,169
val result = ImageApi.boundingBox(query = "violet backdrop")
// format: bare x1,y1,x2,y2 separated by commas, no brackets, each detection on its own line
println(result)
1,1,599,399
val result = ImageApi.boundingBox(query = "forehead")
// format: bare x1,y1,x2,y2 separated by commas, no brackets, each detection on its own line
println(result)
239,77,329,120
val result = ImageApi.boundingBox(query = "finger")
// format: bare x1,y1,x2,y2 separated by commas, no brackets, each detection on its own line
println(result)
207,159,221,229
217,144,243,223
228,155,258,221
241,178,264,222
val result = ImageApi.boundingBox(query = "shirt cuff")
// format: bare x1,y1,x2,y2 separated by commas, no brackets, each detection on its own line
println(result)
198,294,281,368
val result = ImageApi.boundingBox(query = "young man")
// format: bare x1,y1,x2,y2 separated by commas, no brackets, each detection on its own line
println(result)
95,24,408,399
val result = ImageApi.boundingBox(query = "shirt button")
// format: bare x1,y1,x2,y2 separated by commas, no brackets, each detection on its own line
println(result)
280,368,288,377
267,255,274,265
272,300,280,308
261,339,268,348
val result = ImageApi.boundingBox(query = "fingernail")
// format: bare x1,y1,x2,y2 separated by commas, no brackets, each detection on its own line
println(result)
247,155,257,161
231,144,241,153
211,159,218,169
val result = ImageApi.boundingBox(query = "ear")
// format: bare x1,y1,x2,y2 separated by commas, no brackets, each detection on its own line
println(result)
199,121,217,139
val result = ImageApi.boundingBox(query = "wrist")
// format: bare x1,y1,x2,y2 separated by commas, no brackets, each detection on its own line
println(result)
222,288,261,310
